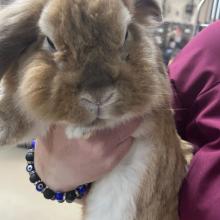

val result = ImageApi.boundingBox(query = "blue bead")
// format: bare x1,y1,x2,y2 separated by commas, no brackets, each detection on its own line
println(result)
36,182,46,192
55,192,64,201
76,185,87,198
31,140,36,150
79,185,87,193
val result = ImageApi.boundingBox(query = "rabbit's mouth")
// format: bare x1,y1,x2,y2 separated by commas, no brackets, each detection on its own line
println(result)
88,118,104,127
78,89,118,126
85,112,111,127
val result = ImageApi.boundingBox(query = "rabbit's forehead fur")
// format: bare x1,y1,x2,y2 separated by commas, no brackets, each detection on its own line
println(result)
16,0,168,128
39,0,131,50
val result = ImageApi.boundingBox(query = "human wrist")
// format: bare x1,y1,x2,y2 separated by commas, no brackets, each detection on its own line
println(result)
26,140,90,203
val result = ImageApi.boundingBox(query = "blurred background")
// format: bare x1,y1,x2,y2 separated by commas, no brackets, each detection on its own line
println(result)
0,0,219,219
156,0,220,64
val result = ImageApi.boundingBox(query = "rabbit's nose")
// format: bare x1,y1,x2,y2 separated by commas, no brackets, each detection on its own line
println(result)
80,91,115,107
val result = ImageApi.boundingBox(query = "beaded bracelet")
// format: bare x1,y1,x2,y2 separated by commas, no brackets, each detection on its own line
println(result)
25,140,91,203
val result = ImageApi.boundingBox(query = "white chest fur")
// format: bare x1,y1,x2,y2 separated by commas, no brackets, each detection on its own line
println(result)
84,137,154,220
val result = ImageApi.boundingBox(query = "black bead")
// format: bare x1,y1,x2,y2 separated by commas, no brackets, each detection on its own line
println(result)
17,143,29,148
43,188,55,200
25,152,34,162
25,143,33,149
58,200,64,203
65,191,76,203
29,173,40,183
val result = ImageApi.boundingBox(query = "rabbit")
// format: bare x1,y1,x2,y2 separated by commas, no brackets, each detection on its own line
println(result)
0,0,187,219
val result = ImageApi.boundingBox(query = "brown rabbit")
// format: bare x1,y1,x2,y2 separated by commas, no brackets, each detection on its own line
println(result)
0,0,186,219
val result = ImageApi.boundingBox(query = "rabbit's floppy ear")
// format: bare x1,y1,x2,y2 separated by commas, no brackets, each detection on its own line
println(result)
0,0,46,79
122,0,162,25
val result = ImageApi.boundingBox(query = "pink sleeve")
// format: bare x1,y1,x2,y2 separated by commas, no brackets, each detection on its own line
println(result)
179,84,220,220
168,21,220,220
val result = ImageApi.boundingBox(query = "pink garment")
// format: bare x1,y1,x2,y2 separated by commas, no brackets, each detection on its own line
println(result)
168,21,220,220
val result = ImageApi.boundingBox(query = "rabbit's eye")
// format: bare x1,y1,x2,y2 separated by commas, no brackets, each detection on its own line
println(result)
124,30,131,45
121,30,130,61
46,37,56,51
125,30,129,42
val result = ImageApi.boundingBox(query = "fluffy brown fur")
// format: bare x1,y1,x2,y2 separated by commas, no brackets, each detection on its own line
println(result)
0,0,186,219
0,0,168,142
134,111,186,220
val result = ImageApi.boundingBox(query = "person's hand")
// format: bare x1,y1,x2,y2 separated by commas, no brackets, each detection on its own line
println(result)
34,118,141,192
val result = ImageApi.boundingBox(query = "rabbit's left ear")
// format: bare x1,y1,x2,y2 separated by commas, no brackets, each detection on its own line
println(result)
0,0,46,80
122,0,162,25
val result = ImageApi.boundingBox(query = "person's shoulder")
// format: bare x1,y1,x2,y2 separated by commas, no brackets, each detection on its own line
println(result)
168,21,220,107
172,21,220,61
176,21,220,58
169,21,220,75
195,21,220,52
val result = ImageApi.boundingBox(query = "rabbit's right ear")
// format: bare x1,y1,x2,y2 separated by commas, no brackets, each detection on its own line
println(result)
0,0,46,80
122,0,162,25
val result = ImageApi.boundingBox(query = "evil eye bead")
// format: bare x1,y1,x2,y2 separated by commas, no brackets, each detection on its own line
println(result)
26,164,35,173
36,182,46,192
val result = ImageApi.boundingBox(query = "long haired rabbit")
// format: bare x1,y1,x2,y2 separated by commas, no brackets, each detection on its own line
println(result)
0,0,186,219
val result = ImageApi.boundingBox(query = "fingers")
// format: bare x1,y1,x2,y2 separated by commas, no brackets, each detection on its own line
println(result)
103,137,133,173
34,124,134,191
89,117,141,146
115,118,142,143
37,117,141,153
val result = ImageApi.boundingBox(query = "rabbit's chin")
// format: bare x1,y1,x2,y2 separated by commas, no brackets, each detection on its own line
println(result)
65,118,112,140
65,112,141,140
